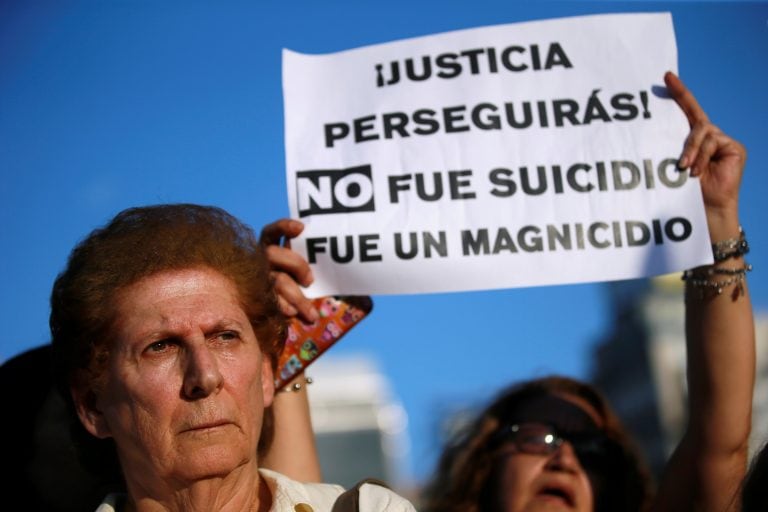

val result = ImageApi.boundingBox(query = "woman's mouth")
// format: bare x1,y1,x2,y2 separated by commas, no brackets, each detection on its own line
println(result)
536,484,576,507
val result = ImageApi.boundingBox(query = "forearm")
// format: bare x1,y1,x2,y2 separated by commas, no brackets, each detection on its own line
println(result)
681,213,754,511
686,214,754,449
261,375,323,482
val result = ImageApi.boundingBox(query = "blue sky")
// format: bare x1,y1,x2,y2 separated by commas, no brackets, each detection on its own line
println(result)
1,0,767,484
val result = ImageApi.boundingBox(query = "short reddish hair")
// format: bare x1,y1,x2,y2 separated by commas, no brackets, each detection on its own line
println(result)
50,205,286,472
50,204,285,395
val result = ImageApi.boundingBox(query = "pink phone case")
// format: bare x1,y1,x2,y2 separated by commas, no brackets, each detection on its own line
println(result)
274,295,373,389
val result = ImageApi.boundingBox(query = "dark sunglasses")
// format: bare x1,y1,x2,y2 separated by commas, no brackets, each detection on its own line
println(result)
493,422,617,469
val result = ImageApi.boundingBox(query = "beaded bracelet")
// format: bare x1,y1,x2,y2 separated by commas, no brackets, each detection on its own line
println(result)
682,264,752,295
712,226,749,262
682,226,753,297
279,376,314,393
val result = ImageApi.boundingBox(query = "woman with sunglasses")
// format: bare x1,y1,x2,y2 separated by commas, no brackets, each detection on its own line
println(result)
419,72,755,512
421,376,650,511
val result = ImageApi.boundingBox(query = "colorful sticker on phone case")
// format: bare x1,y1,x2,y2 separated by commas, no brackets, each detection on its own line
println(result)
275,296,370,388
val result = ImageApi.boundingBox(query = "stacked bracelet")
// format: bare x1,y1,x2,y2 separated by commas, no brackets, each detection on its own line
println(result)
682,225,752,297
682,264,752,295
279,376,314,393
712,226,749,262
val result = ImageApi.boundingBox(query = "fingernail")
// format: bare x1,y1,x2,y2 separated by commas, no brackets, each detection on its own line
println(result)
308,307,319,322
677,155,688,169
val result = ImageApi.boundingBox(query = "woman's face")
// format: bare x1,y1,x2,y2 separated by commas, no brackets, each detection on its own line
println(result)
73,267,274,489
486,394,603,512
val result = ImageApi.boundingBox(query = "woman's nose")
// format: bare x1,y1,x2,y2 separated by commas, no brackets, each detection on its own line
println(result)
545,441,583,474
182,344,223,399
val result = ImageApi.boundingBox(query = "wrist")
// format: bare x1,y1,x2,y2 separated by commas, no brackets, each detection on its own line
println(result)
277,375,314,394
682,224,752,298
711,226,748,262
706,213,740,244
705,203,740,241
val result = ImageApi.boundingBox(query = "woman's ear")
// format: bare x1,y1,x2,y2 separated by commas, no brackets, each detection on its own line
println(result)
261,358,275,408
71,379,112,439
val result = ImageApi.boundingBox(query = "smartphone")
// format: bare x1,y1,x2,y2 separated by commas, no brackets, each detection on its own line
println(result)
274,295,373,389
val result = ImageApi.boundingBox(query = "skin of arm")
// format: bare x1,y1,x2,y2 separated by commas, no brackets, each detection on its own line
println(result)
653,72,755,512
258,219,323,482
261,377,323,482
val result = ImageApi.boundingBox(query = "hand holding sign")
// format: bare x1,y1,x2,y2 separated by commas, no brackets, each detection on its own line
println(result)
664,71,747,295
665,72,745,219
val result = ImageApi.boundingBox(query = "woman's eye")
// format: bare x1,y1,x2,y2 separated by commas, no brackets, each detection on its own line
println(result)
147,340,171,353
216,331,238,342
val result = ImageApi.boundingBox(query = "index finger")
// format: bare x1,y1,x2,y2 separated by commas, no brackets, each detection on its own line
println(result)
260,218,305,247
664,71,709,126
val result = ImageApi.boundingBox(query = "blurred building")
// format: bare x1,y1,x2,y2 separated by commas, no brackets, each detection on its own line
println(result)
306,354,412,492
590,275,768,477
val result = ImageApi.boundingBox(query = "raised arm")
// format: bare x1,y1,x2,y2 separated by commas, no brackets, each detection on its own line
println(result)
654,72,755,512
259,218,322,482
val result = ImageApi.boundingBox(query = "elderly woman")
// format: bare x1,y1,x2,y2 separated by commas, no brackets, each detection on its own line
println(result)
50,204,415,511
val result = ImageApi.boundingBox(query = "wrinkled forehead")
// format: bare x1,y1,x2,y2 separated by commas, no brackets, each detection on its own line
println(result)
505,393,601,435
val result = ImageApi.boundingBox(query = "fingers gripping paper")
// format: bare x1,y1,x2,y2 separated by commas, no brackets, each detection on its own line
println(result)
282,12,711,296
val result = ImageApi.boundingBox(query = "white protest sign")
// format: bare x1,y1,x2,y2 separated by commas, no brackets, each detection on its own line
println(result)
282,12,712,296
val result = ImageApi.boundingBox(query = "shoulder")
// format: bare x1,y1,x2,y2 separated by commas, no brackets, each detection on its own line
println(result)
358,481,417,511
260,468,345,510
260,469,416,512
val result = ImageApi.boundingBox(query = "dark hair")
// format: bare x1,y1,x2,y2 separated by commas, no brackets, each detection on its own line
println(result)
742,441,768,511
49,204,285,475
1,344,119,511
420,375,653,512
